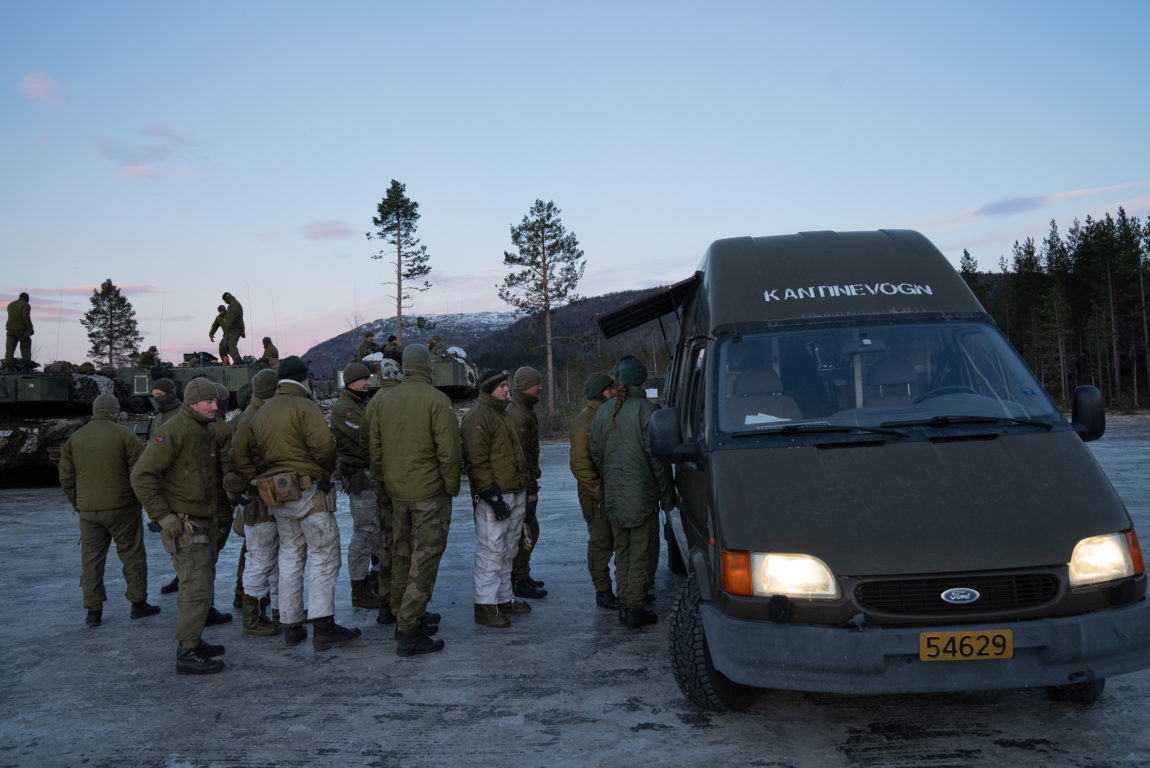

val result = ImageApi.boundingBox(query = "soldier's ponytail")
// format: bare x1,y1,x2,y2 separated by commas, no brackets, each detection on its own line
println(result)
610,385,630,429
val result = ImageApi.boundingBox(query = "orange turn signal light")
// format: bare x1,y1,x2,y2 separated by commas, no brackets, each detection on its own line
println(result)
722,549,753,596
1126,529,1144,575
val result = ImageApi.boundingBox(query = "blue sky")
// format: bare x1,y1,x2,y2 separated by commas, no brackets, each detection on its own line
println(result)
4,1,1149,365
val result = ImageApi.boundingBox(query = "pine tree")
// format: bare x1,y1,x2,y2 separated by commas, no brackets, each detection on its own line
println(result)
366,180,431,344
80,279,143,367
498,200,586,418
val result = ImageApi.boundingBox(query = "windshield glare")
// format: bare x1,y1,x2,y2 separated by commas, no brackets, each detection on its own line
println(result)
717,322,1061,433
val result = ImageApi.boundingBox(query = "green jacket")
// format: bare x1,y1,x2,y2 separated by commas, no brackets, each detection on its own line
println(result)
357,339,379,360
232,381,335,482
222,296,244,333
506,391,540,493
208,312,225,339
462,391,528,495
331,387,369,468
568,397,605,501
589,390,674,529
210,417,235,508
369,369,460,502
5,296,32,335
363,378,399,465
148,395,182,440
59,414,143,512
223,395,265,495
130,405,217,520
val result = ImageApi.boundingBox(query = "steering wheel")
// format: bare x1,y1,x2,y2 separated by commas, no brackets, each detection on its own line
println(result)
914,385,978,403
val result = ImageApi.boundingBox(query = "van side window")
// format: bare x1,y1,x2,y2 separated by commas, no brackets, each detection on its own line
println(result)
684,347,706,440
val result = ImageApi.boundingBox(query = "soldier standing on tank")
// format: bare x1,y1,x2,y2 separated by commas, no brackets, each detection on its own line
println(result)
368,344,459,656
208,305,230,365
462,369,533,628
331,362,383,611
508,366,547,599
59,394,161,627
569,372,620,610
4,291,33,371
137,345,158,369
231,356,360,652
220,292,245,364
130,377,227,674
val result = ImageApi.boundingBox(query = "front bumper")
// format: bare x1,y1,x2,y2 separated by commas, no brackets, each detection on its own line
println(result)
702,598,1150,694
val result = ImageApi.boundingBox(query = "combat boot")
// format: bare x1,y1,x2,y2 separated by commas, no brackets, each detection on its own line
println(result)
85,608,102,627
242,595,279,637
351,578,382,609
393,613,439,639
312,616,362,651
596,590,621,611
396,627,445,657
626,607,658,629
376,603,397,625
160,575,179,594
368,569,381,595
513,579,548,599
474,604,510,628
283,623,307,648
131,600,161,619
176,647,225,675
497,599,532,615
205,605,233,625
195,639,225,657
259,597,280,630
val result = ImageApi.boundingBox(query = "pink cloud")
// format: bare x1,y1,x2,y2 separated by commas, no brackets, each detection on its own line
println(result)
303,220,355,240
19,72,73,102
121,165,165,179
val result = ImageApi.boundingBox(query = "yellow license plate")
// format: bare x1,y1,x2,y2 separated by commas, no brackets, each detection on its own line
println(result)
919,629,1013,661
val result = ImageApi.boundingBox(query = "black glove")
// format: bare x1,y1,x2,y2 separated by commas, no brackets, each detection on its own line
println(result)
235,493,251,507
476,484,511,521
316,480,334,492
147,520,162,533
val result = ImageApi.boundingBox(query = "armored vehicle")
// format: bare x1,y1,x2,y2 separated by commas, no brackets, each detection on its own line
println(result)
599,229,1150,710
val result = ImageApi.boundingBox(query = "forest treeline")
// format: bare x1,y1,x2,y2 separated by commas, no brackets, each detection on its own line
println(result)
961,208,1150,410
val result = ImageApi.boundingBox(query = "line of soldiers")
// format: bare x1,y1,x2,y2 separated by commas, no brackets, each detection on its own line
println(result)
62,344,670,675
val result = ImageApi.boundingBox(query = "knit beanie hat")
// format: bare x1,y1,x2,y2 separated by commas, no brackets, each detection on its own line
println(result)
583,372,614,400
183,377,217,405
252,369,279,399
479,369,508,394
616,356,647,387
344,362,370,385
214,382,230,401
402,343,432,372
379,358,403,382
152,377,177,396
92,394,120,416
278,355,309,382
513,366,542,392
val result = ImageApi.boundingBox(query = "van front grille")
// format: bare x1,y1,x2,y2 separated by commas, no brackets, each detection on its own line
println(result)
854,573,1059,615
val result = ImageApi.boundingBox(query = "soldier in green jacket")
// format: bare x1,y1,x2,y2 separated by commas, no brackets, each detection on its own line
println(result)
201,382,236,626
357,332,380,361
507,366,547,599
462,369,532,628
59,394,159,627
589,357,675,629
130,377,226,674
220,291,245,364
4,291,33,370
363,356,403,625
231,356,360,652
331,362,383,610
208,305,230,364
369,344,460,656
569,372,620,611
259,337,279,369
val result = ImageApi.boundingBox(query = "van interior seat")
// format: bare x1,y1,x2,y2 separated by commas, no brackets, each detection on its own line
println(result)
865,358,916,407
731,369,802,423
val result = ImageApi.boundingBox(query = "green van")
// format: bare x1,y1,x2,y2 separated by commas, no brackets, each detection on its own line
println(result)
598,230,1150,710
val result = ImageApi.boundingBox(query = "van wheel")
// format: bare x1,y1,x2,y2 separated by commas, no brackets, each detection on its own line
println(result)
668,573,763,711
1044,678,1105,704
664,519,686,575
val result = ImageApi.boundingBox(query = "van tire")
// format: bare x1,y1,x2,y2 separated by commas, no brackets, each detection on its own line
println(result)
664,518,686,575
1044,678,1105,704
669,573,763,711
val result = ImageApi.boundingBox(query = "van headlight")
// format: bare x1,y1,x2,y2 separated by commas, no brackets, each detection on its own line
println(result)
722,550,840,599
1068,530,1143,588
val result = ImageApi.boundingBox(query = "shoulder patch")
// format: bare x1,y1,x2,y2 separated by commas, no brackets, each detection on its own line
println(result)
475,424,483,430
154,436,164,443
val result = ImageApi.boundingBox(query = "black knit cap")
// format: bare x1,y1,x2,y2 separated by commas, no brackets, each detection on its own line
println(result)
479,369,508,394
278,355,310,382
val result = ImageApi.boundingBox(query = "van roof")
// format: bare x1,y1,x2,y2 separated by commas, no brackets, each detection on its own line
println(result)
597,229,986,338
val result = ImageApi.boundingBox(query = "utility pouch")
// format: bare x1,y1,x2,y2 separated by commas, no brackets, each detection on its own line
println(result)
258,471,303,506
308,485,337,516
160,522,194,554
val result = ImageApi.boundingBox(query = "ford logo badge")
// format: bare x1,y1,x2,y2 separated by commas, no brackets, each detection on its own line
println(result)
940,587,980,604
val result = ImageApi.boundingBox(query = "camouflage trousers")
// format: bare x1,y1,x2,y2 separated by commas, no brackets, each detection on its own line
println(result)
78,506,148,610
347,485,382,581
611,512,660,611
390,494,452,631
376,491,394,602
273,486,341,625
473,491,526,604
171,518,217,648
511,495,539,581
577,488,615,593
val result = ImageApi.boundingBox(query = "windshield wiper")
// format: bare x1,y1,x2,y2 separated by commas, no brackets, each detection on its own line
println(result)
731,424,908,439
881,415,1054,430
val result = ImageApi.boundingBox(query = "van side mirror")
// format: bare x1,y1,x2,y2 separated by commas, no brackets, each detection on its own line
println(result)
1070,385,1105,442
651,407,701,463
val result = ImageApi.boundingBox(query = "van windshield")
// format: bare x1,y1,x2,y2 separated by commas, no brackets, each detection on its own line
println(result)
716,321,1061,433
